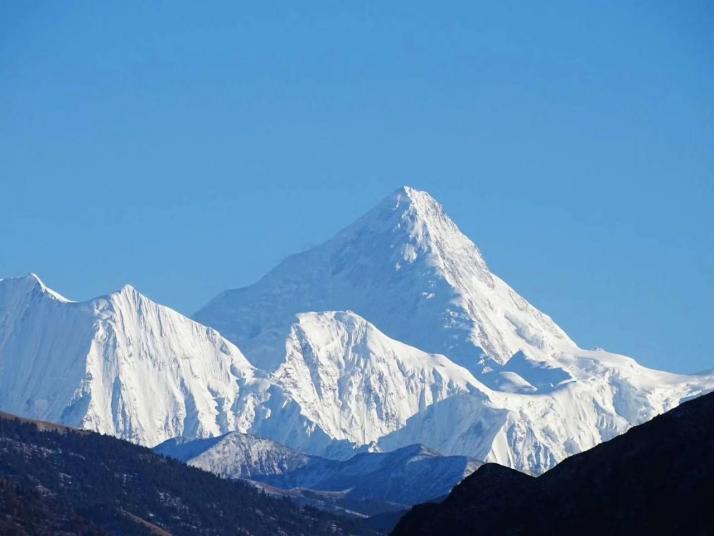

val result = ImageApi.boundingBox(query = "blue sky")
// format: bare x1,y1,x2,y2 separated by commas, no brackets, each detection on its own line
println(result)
1,1,712,373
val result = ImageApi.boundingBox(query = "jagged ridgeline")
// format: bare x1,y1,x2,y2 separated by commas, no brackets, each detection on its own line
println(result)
1,187,712,477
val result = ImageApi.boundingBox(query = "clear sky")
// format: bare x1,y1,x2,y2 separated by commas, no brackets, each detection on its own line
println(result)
1,1,712,373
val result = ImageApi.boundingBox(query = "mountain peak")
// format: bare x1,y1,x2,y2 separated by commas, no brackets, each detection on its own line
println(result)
195,187,574,370
0,275,258,447
0,273,72,303
375,186,450,229
393,185,442,209
104,284,161,308
93,284,146,311
116,283,139,298
340,187,491,283
24,272,44,285
390,185,438,204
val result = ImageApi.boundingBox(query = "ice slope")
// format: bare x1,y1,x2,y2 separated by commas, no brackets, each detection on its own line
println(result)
156,432,481,509
378,348,714,473
0,275,472,458
0,274,262,446
269,311,479,446
195,186,574,372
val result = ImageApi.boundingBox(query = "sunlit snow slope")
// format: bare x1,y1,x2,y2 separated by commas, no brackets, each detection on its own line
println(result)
195,186,574,372
2,187,712,475
0,274,261,446
271,311,479,445
195,187,714,472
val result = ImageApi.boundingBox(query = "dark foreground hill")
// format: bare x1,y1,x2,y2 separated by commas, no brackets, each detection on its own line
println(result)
0,412,376,535
393,391,714,536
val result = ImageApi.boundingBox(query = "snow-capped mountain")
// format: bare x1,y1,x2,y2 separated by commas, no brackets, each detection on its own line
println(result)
0,274,474,459
155,432,481,511
194,187,714,472
0,274,262,446
195,186,573,373
2,187,712,476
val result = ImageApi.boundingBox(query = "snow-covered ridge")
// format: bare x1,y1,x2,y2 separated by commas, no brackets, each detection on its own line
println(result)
270,310,481,445
0,274,260,446
0,274,483,458
2,187,713,476
0,273,71,306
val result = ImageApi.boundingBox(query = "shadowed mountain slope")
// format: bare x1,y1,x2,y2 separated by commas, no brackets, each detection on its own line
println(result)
0,411,376,535
392,390,714,535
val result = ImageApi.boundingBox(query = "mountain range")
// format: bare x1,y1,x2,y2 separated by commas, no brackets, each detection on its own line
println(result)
1,186,712,479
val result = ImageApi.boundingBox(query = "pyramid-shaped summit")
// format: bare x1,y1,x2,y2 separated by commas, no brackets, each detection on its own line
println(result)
343,186,493,284
195,186,575,373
